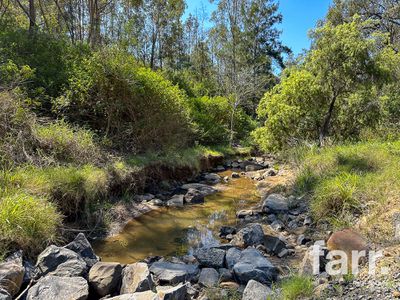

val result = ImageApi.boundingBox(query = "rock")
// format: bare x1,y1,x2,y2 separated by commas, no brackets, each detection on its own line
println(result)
236,210,254,219
216,165,225,172
225,247,242,269
264,235,287,256
218,268,232,282
0,258,24,296
194,248,225,268
219,226,236,238
231,172,240,178
262,194,288,213
233,248,278,285
121,262,154,294
297,234,311,245
0,288,11,300
149,262,198,285
242,280,272,300
204,173,220,184
89,262,122,297
232,162,240,169
198,268,219,288
277,249,289,258
263,169,277,177
231,224,265,248
219,281,239,289
134,194,155,202
36,245,87,278
65,233,99,268
26,275,89,300
167,195,184,207
270,220,284,231
148,199,164,206
180,184,217,197
303,216,312,226
107,291,159,300
184,188,204,204
245,164,263,172
157,283,187,300
266,214,277,224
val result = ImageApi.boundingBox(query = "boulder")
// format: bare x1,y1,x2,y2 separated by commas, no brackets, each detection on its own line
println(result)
203,173,220,184
270,220,284,232
231,172,240,178
149,262,198,285
0,288,11,300
262,194,288,213
36,245,87,278
194,248,225,269
198,268,219,288
218,268,232,282
134,194,155,202
121,262,154,294
106,291,159,300
156,283,187,300
236,210,254,219
89,262,122,297
180,184,217,197
225,247,242,269
242,280,272,300
233,248,278,285
65,233,99,268
167,195,184,207
231,224,265,248
184,189,204,204
26,275,89,300
0,259,24,296
245,164,263,172
219,226,236,238
264,235,288,256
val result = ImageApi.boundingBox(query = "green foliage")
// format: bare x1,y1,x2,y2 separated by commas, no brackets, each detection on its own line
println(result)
34,120,100,164
254,18,387,151
280,275,314,300
0,192,61,255
294,141,400,239
189,96,255,145
55,48,193,152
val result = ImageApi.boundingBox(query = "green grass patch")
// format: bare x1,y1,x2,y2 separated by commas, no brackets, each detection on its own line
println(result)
294,141,400,242
280,275,314,300
0,192,61,255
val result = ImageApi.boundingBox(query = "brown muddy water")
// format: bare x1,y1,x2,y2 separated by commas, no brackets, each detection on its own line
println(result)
93,171,260,264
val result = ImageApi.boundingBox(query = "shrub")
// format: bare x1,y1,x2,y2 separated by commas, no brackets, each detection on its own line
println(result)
280,275,314,300
55,48,193,152
34,120,101,164
0,192,61,255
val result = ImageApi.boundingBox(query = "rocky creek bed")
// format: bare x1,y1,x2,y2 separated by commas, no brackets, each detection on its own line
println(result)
1,156,400,299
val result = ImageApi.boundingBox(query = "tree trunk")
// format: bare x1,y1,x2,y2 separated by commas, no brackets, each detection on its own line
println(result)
319,95,337,146
28,0,36,32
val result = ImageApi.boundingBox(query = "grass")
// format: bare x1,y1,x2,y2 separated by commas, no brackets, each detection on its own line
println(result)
0,192,61,256
280,275,314,300
294,141,400,243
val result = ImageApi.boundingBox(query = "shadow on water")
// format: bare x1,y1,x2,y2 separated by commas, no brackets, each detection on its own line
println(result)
93,170,259,264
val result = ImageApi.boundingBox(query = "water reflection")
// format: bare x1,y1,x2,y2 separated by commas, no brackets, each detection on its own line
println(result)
93,171,259,264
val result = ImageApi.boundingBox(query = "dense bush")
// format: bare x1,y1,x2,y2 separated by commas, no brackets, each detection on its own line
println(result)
189,96,256,145
55,49,194,152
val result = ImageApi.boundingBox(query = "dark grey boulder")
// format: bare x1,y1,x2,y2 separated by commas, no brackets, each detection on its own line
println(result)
149,262,198,285
262,194,288,213
231,224,265,248
218,268,232,282
198,268,219,288
89,262,122,297
242,279,272,300
232,248,278,285
26,276,89,300
203,173,220,184
245,164,263,172
225,247,242,269
65,233,99,268
264,235,288,256
157,283,187,300
36,245,87,278
180,183,217,196
184,188,205,204
194,248,225,269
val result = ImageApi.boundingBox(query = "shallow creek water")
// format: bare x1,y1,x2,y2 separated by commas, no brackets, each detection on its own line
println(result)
93,170,260,264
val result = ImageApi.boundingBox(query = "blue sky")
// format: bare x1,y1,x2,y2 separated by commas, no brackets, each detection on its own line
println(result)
185,0,333,56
